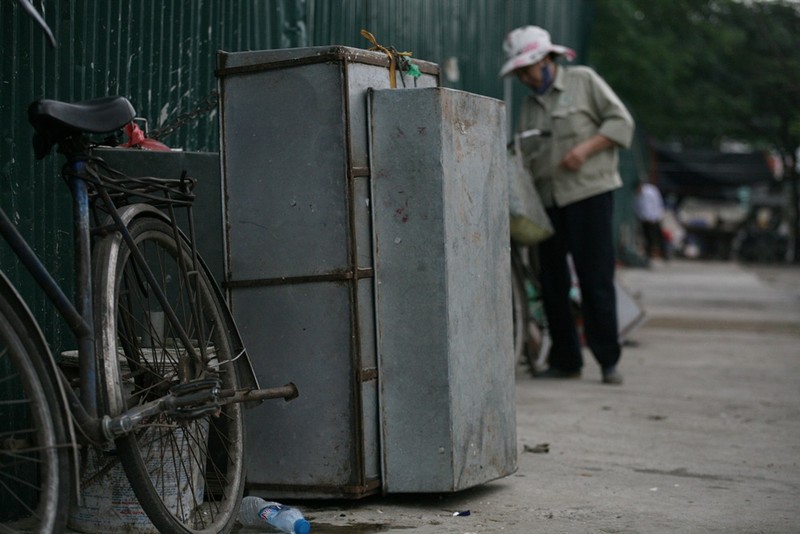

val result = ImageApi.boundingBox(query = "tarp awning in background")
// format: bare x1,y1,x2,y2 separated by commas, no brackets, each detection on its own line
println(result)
651,144,774,194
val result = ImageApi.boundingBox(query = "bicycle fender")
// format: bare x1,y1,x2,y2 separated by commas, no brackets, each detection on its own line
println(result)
0,270,82,502
105,204,261,401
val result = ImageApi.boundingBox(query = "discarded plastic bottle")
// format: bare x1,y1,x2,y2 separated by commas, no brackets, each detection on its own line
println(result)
239,496,311,534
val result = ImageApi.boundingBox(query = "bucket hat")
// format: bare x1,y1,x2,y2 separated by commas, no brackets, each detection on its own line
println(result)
499,26,576,78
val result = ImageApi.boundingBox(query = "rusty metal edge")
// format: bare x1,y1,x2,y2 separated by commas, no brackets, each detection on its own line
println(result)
215,46,440,78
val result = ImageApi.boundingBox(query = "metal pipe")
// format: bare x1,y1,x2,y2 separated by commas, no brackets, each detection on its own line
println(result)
70,169,98,418
219,383,299,404
0,209,91,339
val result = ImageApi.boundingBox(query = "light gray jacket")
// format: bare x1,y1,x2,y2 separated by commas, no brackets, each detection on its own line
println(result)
518,65,634,207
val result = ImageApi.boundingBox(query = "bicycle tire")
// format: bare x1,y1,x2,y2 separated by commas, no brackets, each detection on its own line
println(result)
0,296,70,533
93,215,244,534
523,312,545,375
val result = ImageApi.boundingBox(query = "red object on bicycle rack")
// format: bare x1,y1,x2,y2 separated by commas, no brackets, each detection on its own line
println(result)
120,122,171,151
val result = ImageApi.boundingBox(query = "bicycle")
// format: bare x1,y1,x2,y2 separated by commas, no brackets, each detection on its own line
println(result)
1,4,298,533
2,94,300,534
511,242,547,375
508,128,552,376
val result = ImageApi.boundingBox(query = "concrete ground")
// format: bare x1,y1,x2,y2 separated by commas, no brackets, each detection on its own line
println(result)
286,259,800,534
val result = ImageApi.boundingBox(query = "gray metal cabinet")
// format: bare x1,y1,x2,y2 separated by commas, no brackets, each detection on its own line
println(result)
217,47,439,498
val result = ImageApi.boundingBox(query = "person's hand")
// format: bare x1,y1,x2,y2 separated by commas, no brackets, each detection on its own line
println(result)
559,144,590,171
559,134,615,171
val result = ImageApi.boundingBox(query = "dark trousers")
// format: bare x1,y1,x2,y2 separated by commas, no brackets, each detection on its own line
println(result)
641,220,668,259
539,192,620,372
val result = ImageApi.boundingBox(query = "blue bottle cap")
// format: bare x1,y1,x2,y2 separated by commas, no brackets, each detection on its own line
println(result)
294,518,311,534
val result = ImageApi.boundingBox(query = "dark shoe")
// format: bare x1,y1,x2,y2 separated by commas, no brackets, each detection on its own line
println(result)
533,367,582,380
602,369,624,385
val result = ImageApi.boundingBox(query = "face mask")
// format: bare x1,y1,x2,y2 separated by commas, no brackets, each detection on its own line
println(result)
535,64,553,95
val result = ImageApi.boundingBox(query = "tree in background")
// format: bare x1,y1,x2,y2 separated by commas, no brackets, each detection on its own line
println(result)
588,0,800,260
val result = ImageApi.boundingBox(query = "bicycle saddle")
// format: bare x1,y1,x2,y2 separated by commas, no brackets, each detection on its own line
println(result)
28,96,136,159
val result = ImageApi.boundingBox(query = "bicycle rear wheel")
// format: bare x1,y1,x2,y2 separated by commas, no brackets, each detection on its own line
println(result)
94,215,244,534
0,296,70,533
511,255,528,366
511,248,545,376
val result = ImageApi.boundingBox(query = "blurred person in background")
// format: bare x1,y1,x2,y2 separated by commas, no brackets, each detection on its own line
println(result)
634,181,670,262
500,25,634,385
